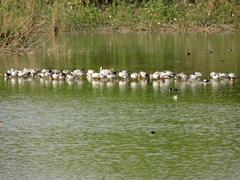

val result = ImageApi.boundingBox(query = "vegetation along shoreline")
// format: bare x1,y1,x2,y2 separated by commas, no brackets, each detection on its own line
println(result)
0,0,240,52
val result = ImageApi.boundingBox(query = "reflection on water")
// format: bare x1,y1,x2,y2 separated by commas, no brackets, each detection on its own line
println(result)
3,77,237,93
0,33,240,179
0,32,240,75
1,76,240,179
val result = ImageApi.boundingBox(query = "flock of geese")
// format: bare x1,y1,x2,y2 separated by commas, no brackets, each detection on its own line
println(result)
0,67,236,127
3,67,236,83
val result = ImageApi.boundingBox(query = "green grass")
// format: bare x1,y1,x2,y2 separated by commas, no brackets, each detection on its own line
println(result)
52,0,240,31
0,0,240,52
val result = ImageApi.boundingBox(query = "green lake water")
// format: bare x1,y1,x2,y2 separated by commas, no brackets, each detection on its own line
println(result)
0,33,240,179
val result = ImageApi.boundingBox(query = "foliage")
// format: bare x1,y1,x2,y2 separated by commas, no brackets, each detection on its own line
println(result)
0,0,45,52
51,0,240,31
0,0,240,52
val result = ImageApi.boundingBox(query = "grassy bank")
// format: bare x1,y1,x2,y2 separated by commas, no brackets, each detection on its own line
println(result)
0,0,240,52
0,0,46,52
52,0,240,32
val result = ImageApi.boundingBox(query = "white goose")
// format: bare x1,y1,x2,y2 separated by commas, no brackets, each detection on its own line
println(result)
66,74,75,81
119,70,129,79
179,72,188,81
11,69,18,77
228,73,236,80
130,72,139,80
87,69,94,77
100,67,112,78
73,69,84,78
91,72,100,79
18,70,29,78
52,73,59,80
106,72,117,80
152,71,160,80
139,71,148,79
210,72,221,81
189,72,202,82
160,70,174,79
59,73,65,80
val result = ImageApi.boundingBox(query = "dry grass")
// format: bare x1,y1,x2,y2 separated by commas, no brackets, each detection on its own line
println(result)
0,0,45,53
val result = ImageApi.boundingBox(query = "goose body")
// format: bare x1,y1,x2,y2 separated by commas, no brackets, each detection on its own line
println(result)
92,72,100,79
100,69,111,76
52,73,59,80
194,72,202,77
11,70,18,77
175,72,187,81
30,69,39,76
179,72,188,81
139,71,148,79
130,73,139,80
189,72,202,82
41,69,49,74
107,73,117,80
189,74,199,82
228,73,236,80
119,70,129,79
210,72,221,81
3,68,237,86
152,72,160,80
87,69,94,77
73,69,84,77
18,70,29,78
219,73,228,79
66,74,75,81
52,69,60,74
45,72,52,79
59,73,66,80
160,70,173,79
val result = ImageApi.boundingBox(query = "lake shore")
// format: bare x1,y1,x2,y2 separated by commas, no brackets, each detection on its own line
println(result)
1,0,240,53
59,24,238,33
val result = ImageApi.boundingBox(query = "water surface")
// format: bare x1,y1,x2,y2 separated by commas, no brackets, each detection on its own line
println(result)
0,33,240,179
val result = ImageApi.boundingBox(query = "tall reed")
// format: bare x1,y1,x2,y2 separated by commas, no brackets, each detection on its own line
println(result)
0,0,45,53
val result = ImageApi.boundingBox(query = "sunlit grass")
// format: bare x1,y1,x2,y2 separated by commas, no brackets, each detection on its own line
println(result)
0,0,240,52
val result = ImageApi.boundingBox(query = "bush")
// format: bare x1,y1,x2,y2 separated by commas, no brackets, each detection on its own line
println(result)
0,0,45,52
